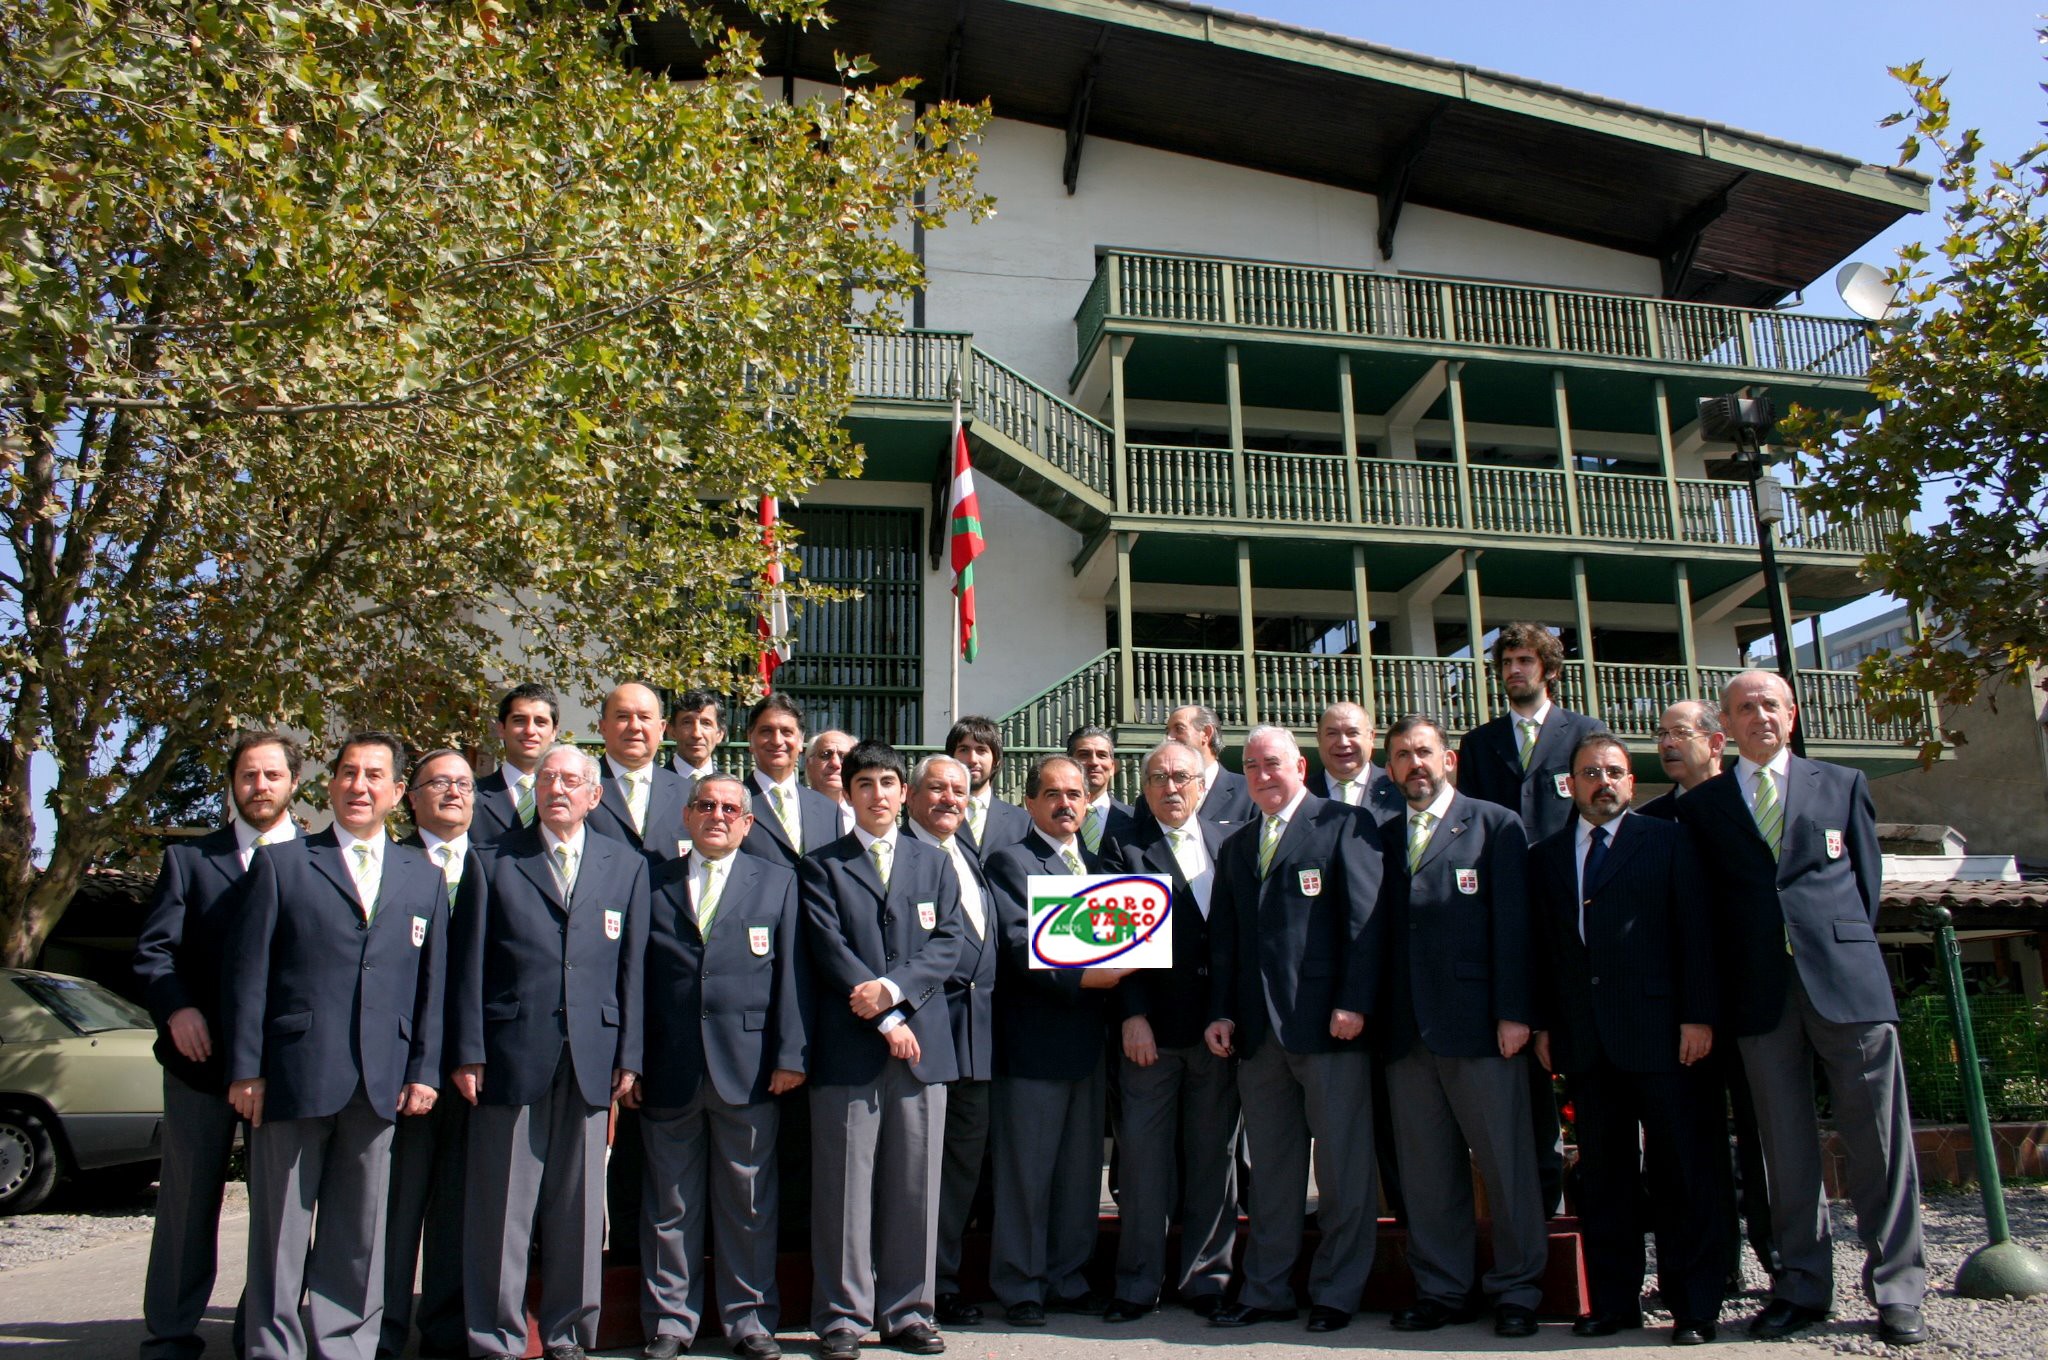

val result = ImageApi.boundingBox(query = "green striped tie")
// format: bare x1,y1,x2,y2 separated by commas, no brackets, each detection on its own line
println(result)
1516,719,1539,771
1081,806,1103,853
1257,815,1284,877
514,774,535,826
1752,769,1783,860
1407,811,1435,873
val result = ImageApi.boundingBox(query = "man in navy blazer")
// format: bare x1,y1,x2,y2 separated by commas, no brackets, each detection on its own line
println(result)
947,715,1032,855
1166,705,1255,826
1202,727,1383,1334
665,686,728,803
135,731,301,1360
903,755,1000,1329
1102,740,1239,1323
1530,734,1727,1346
1377,716,1546,1339
587,681,689,865
1312,701,1405,827
1676,671,1926,1346
1066,725,1136,855
471,683,560,848
450,742,649,1360
800,741,964,1359
742,694,842,868
224,732,448,1360
984,755,1129,1325
631,772,808,1360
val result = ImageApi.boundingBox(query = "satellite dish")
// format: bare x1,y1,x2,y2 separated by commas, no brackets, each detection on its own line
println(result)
1835,262,1900,321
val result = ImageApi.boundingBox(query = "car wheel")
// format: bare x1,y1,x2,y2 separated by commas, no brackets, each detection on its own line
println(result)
0,1106,61,1215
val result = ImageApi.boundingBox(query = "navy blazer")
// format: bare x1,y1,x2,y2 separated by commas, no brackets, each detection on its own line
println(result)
1530,813,1717,1073
1207,795,1383,1058
800,832,964,1086
470,767,524,848
450,823,650,1108
741,775,842,869
1635,787,1680,822
134,827,251,1092
1377,792,1533,1060
587,761,689,864
1457,705,1609,845
640,849,809,1108
912,828,999,1083
1313,765,1407,829
1107,817,1228,1051
963,795,1032,857
223,830,448,1123
1676,756,1890,1033
987,830,1118,1081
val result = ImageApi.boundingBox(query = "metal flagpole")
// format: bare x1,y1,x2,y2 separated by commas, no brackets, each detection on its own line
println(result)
949,380,963,725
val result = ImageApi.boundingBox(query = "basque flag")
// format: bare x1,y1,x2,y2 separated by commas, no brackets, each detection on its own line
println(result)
948,416,986,661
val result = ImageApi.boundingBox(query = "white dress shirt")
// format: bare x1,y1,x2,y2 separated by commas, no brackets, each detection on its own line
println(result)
909,821,985,939
233,813,298,872
605,755,655,835
333,824,386,915
418,828,470,895
1158,817,1215,918
1735,748,1792,815
540,824,588,895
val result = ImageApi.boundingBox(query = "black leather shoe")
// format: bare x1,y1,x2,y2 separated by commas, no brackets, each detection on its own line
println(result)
1390,1299,1478,1331
883,1323,944,1355
934,1295,981,1328
1306,1306,1351,1333
545,1347,588,1360
1181,1294,1223,1319
1210,1303,1299,1328
1670,1320,1717,1346
1748,1299,1828,1338
1046,1291,1106,1315
1878,1305,1927,1345
1495,1303,1539,1338
732,1339,781,1360
642,1338,687,1360
818,1329,862,1359
1002,1302,1045,1327
1572,1311,1643,1337
1102,1298,1155,1324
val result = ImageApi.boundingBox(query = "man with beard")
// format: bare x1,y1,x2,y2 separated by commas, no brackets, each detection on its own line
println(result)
136,731,302,1360
946,716,1030,855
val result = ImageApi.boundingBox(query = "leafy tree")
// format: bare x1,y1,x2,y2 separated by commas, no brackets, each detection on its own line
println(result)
1784,48,2046,760
0,0,987,962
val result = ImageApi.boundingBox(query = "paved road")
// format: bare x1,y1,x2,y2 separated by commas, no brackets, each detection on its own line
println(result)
0,1206,1844,1360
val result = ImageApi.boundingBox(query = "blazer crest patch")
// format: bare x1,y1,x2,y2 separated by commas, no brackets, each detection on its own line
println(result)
1824,829,1844,860
411,915,427,948
917,900,938,931
1456,868,1480,895
1297,868,1323,897
1553,772,1572,798
748,925,772,956
603,908,623,941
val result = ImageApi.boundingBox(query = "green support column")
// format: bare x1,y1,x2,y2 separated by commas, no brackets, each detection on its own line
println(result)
1237,539,1258,727
1226,343,1248,519
1116,532,1137,725
1448,361,1475,530
1353,545,1377,720
1463,549,1489,718
1571,554,1598,720
1654,377,1683,540
1674,560,1701,701
1554,370,1584,537
1109,335,1131,514
1338,354,1362,523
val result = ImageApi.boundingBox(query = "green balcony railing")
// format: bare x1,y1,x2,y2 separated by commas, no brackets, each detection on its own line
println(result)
1082,248,1876,380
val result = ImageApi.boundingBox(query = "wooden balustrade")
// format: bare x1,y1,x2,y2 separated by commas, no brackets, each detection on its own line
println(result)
1470,465,1569,536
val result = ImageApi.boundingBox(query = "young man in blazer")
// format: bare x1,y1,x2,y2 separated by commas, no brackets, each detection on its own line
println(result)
984,755,1127,1326
588,681,690,865
450,742,649,1360
471,683,559,847
1676,671,1927,1346
1530,734,1727,1345
136,731,302,1360
1102,740,1240,1323
800,741,965,1359
1203,727,1384,1334
742,694,842,869
903,755,999,1329
631,772,809,1360
1377,715,1546,1340
946,716,1031,855
380,749,478,1360
224,732,448,1360
1066,725,1135,855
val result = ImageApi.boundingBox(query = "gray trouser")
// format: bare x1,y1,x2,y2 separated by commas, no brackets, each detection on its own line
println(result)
245,1086,395,1360
464,1053,608,1356
640,1092,781,1343
1739,976,1927,1311
1114,1042,1240,1305
144,1071,244,1360
934,1079,991,1297
810,1062,947,1337
989,1070,1105,1308
1386,1043,1547,1310
378,1096,467,1357
1234,1043,1376,1311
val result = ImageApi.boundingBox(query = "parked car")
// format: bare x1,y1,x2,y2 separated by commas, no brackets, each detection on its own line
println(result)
0,967,164,1213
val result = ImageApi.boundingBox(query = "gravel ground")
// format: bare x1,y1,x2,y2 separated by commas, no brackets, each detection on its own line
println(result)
0,1181,246,1271
1643,1184,2048,1356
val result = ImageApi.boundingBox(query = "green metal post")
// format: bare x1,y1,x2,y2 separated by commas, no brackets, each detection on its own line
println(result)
1922,905,2048,1299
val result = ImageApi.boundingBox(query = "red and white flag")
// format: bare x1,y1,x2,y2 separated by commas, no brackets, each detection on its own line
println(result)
758,495,791,687
948,412,985,661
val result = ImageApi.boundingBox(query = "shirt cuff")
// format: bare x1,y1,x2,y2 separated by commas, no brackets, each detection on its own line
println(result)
878,977,905,1007
877,1011,905,1033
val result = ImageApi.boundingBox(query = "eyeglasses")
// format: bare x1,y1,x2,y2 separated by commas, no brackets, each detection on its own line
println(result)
416,776,475,795
689,799,748,819
1576,765,1630,783
1654,727,1701,744
1143,770,1202,788
535,771,588,790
